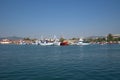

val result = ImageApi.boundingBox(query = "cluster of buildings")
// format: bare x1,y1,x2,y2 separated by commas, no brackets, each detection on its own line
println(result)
0,39,22,44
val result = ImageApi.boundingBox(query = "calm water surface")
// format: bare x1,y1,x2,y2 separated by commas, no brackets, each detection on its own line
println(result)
0,44,120,80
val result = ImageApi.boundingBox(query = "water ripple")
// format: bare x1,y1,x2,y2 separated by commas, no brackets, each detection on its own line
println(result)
0,45,120,80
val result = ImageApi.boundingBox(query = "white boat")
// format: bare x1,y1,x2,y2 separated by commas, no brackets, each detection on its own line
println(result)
76,38,90,46
53,41,60,46
39,40,53,46
53,35,60,46
34,40,41,45
19,40,27,45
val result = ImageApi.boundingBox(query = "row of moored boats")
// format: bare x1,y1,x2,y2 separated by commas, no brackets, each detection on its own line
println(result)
20,38,90,46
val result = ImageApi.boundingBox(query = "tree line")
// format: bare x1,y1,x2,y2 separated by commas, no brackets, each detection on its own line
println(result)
87,33,120,43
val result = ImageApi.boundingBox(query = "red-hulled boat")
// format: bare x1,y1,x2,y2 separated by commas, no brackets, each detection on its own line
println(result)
60,41,68,46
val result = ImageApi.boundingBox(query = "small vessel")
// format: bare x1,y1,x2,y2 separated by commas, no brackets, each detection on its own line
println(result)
53,41,60,46
76,38,90,46
53,36,60,46
60,41,68,46
19,40,27,45
38,36,54,46
40,40,53,46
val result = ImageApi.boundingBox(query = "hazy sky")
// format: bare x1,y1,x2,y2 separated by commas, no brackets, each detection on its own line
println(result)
0,0,120,38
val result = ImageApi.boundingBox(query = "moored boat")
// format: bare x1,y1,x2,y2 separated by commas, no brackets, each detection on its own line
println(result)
40,40,53,46
60,41,69,46
76,38,90,46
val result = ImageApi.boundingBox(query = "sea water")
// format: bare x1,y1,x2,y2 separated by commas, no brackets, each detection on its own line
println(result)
0,44,120,80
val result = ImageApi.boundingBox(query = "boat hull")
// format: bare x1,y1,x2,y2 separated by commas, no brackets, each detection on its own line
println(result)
76,43,90,45
40,43,53,46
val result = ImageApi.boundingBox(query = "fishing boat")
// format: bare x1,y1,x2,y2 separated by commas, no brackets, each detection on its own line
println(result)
40,40,53,46
60,41,69,46
53,41,60,46
76,38,90,46
53,36,60,46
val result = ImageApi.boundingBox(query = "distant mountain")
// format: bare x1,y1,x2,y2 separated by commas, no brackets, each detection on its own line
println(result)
0,36,23,40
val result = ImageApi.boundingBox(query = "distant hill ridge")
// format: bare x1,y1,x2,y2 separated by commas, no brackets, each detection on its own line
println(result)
0,36,23,40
